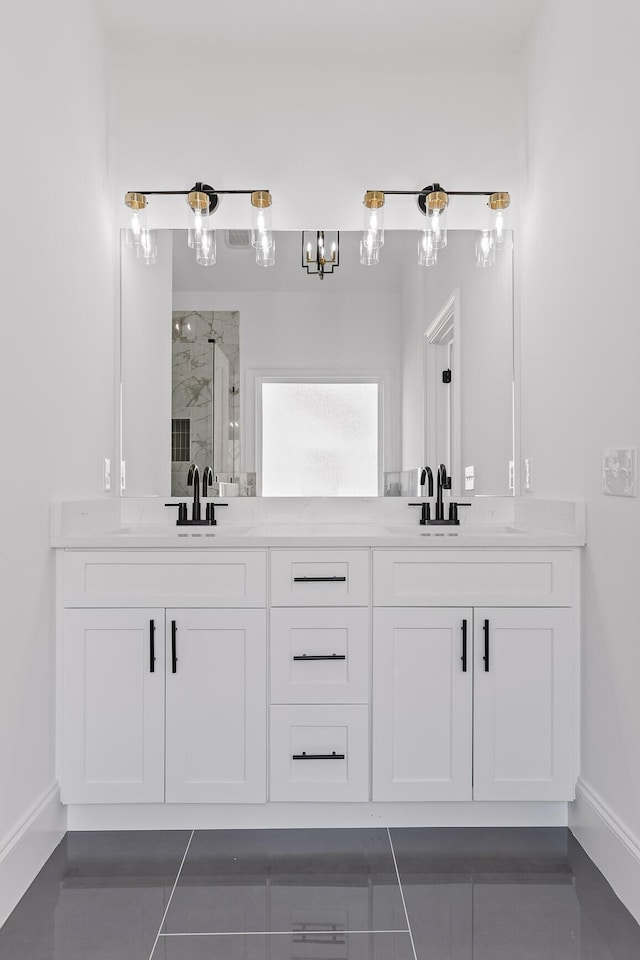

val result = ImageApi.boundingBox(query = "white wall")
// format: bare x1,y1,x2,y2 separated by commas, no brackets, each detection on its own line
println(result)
112,54,523,231
0,0,114,917
522,0,640,921
401,233,514,494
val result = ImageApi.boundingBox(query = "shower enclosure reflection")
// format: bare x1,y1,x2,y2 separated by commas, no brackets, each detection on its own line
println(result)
170,310,244,497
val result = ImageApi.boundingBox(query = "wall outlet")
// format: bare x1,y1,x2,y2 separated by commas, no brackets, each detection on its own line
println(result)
120,460,126,492
464,465,475,491
103,457,111,491
508,460,515,492
602,448,637,497
524,458,534,492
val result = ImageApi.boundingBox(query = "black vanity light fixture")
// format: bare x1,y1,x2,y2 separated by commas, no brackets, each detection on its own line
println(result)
124,184,275,267
301,230,340,279
360,185,512,268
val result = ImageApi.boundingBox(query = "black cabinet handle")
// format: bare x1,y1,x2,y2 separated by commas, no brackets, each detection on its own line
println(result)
293,653,346,661
483,619,490,672
292,751,346,760
149,620,156,673
461,619,468,672
293,576,346,583
171,620,178,674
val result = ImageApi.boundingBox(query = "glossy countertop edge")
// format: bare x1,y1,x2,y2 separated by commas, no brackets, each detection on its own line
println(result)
51,530,586,549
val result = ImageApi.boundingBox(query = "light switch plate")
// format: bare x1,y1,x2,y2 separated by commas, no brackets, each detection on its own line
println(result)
103,457,111,491
464,465,475,491
602,448,637,497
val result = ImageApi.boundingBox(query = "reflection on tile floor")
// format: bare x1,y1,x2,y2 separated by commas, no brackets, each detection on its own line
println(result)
163,829,406,934
1,827,640,960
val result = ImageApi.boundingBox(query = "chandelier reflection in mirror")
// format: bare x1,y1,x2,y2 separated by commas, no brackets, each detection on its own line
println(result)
301,230,340,279
124,184,275,267
361,185,512,269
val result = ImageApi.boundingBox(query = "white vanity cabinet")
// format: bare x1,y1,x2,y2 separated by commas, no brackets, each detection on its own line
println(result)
372,550,577,803
59,551,268,804
57,540,580,819
61,608,165,803
268,550,370,802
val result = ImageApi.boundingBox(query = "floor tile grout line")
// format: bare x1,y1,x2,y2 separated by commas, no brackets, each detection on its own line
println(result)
387,827,418,960
147,829,195,960
158,929,412,938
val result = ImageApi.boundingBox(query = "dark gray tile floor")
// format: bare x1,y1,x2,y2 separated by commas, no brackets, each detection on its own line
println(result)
1,827,639,960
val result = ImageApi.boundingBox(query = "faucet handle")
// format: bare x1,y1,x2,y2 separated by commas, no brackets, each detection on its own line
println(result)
409,502,430,525
165,502,188,525
448,502,471,523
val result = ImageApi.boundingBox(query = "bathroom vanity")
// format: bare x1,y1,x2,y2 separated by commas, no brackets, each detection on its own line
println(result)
52,497,584,830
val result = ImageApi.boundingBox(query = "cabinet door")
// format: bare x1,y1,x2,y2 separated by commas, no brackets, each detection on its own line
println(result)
62,609,165,803
372,608,473,801
473,608,575,801
165,608,267,802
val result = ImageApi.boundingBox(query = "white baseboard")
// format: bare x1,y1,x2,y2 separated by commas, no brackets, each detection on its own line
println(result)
570,777,640,925
0,783,66,929
67,799,568,831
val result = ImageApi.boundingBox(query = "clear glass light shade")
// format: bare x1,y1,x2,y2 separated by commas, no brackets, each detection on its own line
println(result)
252,203,273,249
362,205,384,250
188,209,209,249
125,209,146,248
359,236,380,266
256,233,276,267
196,229,217,265
475,229,496,268
417,229,438,266
427,206,447,249
136,229,157,264
491,208,513,251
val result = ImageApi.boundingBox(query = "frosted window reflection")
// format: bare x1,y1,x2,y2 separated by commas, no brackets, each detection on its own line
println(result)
261,382,379,496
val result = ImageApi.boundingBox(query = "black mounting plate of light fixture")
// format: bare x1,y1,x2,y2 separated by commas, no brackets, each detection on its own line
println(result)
190,182,219,214
417,183,444,216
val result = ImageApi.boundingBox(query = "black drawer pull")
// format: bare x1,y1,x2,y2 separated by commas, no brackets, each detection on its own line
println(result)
483,619,490,672
292,751,346,760
293,653,346,661
149,619,156,673
293,575,347,583
171,620,178,674
461,619,467,672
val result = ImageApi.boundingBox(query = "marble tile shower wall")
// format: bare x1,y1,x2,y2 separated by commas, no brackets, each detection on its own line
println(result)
171,310,241,497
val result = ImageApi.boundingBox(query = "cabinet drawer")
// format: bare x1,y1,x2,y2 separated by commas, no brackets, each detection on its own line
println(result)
270,705,369,801
270,551,370,606
63,551,267,607
373,550,574,607
270,608,369,704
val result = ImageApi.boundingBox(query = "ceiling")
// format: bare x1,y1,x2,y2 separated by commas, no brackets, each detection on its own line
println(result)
93,0,544,64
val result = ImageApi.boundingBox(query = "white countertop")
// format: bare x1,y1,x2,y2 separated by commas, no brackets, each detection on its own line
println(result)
50,497,586,549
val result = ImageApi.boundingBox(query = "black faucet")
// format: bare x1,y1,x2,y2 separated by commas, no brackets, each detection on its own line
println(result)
435,463,451,521
202,466,214,498
187,463,201,521
409,465,434,524
420,466,434,497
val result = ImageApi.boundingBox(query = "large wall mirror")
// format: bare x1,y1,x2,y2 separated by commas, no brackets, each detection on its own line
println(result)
120,229,514,498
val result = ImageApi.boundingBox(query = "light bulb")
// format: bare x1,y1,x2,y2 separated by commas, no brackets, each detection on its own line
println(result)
488,192,512,252
124,192,148,248
475,229,495,268
362,191,385,250
429,207,448,249
418,229,438,267
251,191,273,249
